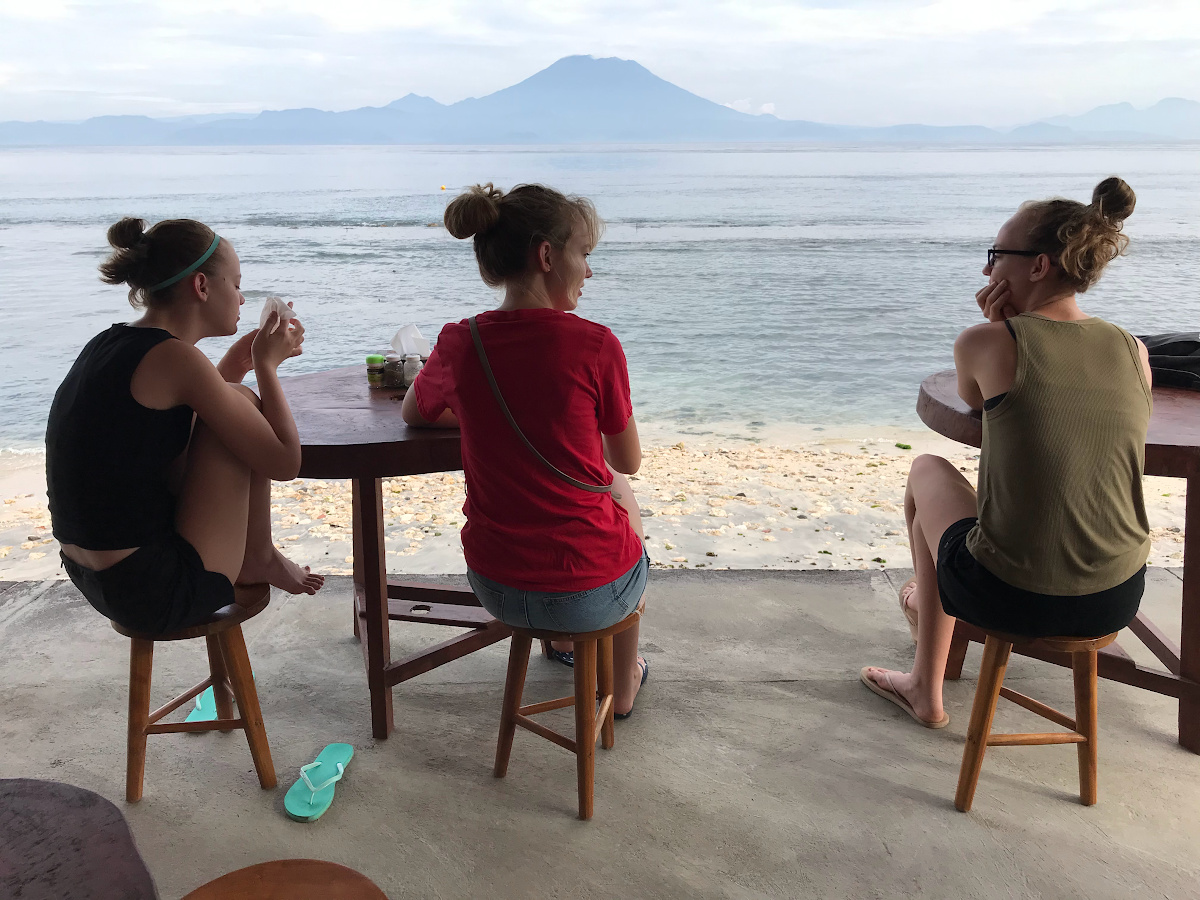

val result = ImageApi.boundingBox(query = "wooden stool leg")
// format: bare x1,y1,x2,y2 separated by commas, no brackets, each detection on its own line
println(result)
540,639,552,659
573,640,598,820
945,627,970,681
126,638,154,803
1073,649,1100,805
955,635,1012,812
597,635,615,750
494,634,532,778
217,626,276,790
205,634,235,732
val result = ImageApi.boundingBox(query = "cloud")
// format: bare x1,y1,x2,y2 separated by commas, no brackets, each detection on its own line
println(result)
0,0,1197,125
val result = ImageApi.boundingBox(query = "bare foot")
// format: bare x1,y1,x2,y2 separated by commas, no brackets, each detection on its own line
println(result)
614,656,647,716
861,666,945,726
898,577,919,641
238,547,325,595
900,580,918,616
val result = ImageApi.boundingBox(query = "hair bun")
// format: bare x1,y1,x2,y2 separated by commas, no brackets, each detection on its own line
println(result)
1091,177,1136,224
106,217,148,251
444,183,503,239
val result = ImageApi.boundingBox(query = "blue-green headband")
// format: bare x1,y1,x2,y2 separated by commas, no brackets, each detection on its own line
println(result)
149,233,221,292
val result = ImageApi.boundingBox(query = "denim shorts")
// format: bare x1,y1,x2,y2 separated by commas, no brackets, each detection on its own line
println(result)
467,551,649,633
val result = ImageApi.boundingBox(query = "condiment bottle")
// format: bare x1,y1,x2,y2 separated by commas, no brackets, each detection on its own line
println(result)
403,354,424,387
384,352,404,388
365,354,386,389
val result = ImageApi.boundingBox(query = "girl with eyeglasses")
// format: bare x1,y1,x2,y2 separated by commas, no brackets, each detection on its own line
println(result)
862,177,1152,728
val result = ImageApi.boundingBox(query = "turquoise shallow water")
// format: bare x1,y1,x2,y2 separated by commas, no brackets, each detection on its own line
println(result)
1,143,1198,449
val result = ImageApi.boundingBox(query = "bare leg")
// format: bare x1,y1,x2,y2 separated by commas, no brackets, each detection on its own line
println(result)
863,455,976,724
236,466,324,594
176,385,323,598
609,469,647,715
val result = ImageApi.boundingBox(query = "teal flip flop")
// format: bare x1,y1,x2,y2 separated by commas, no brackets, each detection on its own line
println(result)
185,687,217,723
284,743,355,822
186,673,257,724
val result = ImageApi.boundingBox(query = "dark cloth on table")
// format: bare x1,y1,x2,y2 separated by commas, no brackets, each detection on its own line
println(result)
1136,332,1200,390
59,532,234,635
937,517,1144,638
47,324,193,550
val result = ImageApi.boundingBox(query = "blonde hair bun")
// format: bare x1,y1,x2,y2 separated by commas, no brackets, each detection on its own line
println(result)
1020,177,1137,293
444,183,503,239
1091,176,1136,225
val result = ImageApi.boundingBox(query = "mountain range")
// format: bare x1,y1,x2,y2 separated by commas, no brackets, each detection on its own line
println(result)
2,55,1196,146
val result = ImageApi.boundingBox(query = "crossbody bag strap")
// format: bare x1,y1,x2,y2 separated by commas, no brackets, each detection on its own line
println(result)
468,315,612,494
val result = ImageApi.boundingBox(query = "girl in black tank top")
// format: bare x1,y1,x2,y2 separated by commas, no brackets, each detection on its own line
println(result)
48,217,324,635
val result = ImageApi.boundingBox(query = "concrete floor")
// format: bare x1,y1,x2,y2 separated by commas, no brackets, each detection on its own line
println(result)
2,568,1198,899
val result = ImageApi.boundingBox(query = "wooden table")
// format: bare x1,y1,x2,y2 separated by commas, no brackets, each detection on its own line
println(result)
1,779,158,899
918,370,1200,753
281,366,510,739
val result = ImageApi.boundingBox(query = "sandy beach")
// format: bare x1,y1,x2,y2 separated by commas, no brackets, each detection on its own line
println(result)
0,424,1186,582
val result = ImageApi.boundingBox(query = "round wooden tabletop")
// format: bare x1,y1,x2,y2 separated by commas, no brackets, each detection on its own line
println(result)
917,369,1200,478
181,859,387,900
279,366,461,480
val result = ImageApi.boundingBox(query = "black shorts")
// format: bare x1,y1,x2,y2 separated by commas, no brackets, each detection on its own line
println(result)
61,532,235,636
936,517,1144,639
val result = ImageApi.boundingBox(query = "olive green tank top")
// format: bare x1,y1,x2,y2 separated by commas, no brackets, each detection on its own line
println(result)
965,314,1152,595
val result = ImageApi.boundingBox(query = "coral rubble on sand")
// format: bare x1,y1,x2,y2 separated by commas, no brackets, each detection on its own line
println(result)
0,432,1186,579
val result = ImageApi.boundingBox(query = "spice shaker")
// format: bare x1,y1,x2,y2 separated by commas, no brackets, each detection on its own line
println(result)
384,352,404,389
365,354,386,389
402,354,424,387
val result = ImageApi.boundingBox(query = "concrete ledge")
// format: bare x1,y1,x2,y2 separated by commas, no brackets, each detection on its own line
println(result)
1,569,1197,898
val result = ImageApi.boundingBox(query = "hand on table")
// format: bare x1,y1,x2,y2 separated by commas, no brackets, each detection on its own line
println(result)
976,279,1016,323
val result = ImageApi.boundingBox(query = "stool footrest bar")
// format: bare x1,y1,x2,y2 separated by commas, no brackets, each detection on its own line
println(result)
519,696,577,716
148,718,246,735
986,731,1087,746
515,714,577,753
148,676,216,725
595,696,613,741
999,686,1076,731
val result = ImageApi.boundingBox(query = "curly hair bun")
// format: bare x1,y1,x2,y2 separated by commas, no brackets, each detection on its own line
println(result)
106,217,148,251
1091,176,1136,224
444,183,503,239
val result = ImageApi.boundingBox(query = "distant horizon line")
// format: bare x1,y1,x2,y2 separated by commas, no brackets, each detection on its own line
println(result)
6,93,1198,132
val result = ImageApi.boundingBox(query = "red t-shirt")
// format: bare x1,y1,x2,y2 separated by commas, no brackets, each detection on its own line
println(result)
413,308,643,591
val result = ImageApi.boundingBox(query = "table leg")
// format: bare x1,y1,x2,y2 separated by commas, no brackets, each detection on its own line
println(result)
353,477,394,739
351,492,363,643
1180,470,1200,753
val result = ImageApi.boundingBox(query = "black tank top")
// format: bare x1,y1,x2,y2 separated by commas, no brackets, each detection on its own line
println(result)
46,325,194,549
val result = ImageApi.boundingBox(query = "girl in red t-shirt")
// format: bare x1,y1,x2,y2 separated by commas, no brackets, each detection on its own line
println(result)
402,183,649,717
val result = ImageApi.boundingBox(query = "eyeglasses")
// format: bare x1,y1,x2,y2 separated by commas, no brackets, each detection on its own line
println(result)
987,247,1039,267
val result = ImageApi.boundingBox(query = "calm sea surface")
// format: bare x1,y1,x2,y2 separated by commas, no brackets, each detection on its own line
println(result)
1,144,1198,450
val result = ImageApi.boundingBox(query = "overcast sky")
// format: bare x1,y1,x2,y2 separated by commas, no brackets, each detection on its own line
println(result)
1,0,1198,126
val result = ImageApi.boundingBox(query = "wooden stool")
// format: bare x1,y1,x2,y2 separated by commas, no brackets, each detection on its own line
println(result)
493,599,645,820
111,584,276,802
955,629,1119,812
182,859,387,899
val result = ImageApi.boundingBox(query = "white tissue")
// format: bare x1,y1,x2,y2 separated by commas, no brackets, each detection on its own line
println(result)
258,297,293,334
391,324,430,357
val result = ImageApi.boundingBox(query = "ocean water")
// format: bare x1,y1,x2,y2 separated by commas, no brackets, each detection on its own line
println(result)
1,143,1198,450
